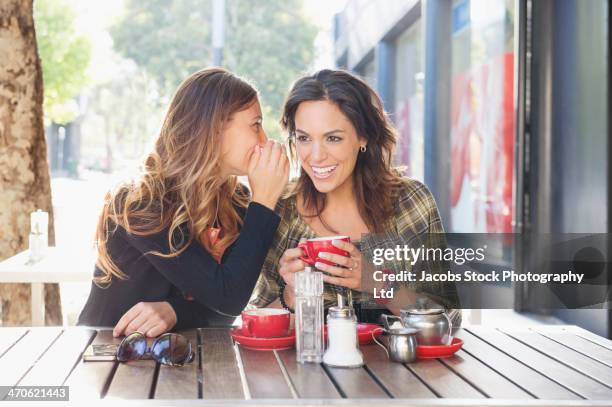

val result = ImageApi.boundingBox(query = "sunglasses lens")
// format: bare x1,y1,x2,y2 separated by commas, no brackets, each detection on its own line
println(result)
151,333,193,366
116,332,147,362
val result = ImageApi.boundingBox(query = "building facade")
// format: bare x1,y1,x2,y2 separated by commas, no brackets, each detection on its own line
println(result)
334,0,611,337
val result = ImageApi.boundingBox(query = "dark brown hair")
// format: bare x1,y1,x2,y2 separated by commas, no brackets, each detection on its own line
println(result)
96,67,257,285
281,69,402,233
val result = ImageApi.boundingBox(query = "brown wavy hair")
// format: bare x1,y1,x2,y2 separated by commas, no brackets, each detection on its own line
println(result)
95,67,257,286
281,69,402,233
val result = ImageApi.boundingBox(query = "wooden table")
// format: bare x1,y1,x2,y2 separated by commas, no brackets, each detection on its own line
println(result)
0,247,94,325
0,325,611,406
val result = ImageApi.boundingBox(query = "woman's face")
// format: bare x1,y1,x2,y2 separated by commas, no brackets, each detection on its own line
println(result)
220,100,267,177
294,99,365,195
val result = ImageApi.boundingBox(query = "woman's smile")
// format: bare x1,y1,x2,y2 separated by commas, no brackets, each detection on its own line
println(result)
310,164,338,179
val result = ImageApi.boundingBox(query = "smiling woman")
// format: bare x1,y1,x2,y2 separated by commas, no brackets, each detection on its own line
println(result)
249,69,461,327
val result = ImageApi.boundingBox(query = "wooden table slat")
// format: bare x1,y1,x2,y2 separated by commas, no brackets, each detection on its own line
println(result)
103,334,157,400
199,329,245,399
460,329,580,400
19,328,95,386
0,328,27,358
154,330,199,399
407,358,486,399
63,330,120,399
104,359,157,399
276,349,341,399
467,327,612,400
238,345,294,399
533,328,612,368
499,328,612,389
569,326,612,352
323,364,390,399
440,349,533,399
0,328,62,399
360,344,436,398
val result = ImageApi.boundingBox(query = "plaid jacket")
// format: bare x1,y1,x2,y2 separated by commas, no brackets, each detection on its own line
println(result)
248,178,461,321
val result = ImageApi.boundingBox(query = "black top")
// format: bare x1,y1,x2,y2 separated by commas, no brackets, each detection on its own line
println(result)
77,202,280,330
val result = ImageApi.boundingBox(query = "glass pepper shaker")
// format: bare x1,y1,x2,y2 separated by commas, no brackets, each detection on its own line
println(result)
295,266,324,363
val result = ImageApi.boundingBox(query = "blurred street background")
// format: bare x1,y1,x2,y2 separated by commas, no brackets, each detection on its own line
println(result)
9,0,609,336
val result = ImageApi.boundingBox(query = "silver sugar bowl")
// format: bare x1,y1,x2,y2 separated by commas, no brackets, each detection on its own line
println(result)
400,299,452,345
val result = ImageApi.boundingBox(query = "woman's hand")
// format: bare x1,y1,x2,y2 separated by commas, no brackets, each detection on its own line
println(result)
316,239,363,291
278,239,307,308
113,301,177,338
248,140,289,210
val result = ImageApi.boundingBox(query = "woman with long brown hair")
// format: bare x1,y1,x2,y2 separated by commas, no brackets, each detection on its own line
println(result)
78,67,289,337
249,69,460,326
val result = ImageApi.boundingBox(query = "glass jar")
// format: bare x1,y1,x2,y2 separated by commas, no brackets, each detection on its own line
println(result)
322,305,363,368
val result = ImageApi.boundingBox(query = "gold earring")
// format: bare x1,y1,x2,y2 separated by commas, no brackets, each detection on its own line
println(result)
360,145,367,153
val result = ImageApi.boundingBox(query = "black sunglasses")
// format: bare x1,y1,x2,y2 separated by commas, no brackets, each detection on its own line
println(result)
116,332,194,366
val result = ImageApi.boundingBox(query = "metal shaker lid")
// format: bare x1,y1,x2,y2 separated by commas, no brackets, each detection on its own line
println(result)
328,306,355,319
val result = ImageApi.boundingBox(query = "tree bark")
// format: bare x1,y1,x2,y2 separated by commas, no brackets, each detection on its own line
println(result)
0,0,62,325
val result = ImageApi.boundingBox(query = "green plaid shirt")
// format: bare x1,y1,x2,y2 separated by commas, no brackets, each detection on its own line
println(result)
249,178,461,322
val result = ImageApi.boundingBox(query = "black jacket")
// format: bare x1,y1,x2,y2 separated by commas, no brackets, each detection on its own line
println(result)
77,202,280,330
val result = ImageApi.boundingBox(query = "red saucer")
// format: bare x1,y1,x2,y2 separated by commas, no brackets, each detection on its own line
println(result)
417,337,463,359
230,327,295,351
323,323,383,346
357,323,384,345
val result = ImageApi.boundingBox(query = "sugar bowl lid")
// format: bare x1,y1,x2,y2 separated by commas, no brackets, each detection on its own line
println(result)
402,298,445,315
387,327,420,336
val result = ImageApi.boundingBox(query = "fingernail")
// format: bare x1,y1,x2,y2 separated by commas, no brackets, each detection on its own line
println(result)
315,261,325,269
319,252,330,259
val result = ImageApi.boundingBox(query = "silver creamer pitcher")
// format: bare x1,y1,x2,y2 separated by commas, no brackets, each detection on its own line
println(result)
372,326,419,363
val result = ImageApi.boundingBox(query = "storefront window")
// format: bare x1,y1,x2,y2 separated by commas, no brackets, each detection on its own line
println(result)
449,0,515,233
394,20,424,181
360,58,376,89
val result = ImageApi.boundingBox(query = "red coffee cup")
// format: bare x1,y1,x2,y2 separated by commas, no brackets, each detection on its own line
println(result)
241,309,290,338
298,236,350,267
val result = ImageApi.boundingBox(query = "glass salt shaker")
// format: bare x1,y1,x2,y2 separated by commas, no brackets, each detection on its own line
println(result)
295,267,324,363
29,209,48,263
322,295,364,368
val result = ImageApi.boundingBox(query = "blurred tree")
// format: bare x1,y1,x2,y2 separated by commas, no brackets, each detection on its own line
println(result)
111,0,317,139
81,59,165,172
0,0,62,325
34,0,92,124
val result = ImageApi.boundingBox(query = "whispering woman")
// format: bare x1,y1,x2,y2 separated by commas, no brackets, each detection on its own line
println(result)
78,67,289,337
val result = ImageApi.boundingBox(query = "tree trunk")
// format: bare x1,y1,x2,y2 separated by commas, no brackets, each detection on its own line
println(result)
0,0,62,326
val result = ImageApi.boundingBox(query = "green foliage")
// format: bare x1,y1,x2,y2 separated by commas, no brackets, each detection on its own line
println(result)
34,0,92,124
111,0,317,139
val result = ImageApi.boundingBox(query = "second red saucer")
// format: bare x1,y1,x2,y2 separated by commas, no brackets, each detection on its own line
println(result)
230,327,296,351
323,323,383,345
417,337,463,358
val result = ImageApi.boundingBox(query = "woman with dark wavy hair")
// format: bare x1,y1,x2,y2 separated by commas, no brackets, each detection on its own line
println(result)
250,69,460,325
